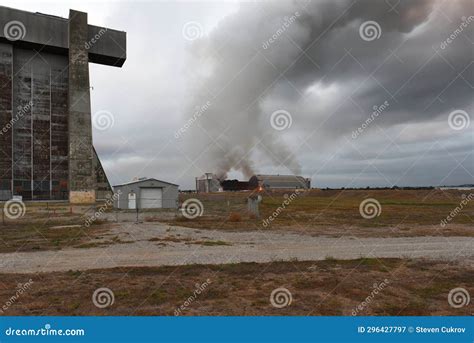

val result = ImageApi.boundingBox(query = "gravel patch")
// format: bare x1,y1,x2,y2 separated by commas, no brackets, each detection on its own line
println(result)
0,223,472,273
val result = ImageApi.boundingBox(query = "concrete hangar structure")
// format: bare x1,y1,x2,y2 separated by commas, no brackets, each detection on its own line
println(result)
196,173,311,192
0,6,126,203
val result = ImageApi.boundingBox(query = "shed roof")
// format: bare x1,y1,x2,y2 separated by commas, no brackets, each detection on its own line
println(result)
113,178,179,188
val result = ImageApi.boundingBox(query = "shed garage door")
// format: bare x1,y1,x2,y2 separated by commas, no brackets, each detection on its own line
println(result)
140,188,162,208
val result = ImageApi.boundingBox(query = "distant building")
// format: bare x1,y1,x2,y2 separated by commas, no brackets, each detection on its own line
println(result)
221,179,250,191
196,173,222,193
248,174,311,190
195,173,311,192
113,178,179,209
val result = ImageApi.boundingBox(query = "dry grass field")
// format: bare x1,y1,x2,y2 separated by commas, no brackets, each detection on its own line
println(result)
0,202,117,253
0,189,472,254
0,258,471,316
0,222,114,254
165,189,474,237
0,189,472,317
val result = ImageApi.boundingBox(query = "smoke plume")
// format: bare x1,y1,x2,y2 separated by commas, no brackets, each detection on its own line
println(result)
183,0,472,179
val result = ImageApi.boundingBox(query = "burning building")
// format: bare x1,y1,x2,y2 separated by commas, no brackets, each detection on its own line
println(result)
220,179,250,191
249,175,311,190
195,173,311,192
0,6,126,203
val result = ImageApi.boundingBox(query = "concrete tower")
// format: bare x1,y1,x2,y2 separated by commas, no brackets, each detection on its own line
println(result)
0,6,126,203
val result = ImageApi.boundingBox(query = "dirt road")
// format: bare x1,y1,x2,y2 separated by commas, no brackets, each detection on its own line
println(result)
1,223,472,273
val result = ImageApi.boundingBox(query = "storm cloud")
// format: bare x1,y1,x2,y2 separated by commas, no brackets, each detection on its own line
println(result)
182,0,473,182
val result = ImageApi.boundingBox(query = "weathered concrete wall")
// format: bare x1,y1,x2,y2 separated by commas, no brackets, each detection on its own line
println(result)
0,6,126,202
69,190,96,204
68,10,95,204
50,54,69,200
0,46,70,200
0,43,12,200
93,147,113,200
0,6,126,67
0,43,107,201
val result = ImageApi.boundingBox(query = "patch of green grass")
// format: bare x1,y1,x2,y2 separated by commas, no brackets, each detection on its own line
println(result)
150,289,168,305
115,289,131,298
413,281,455,299
66,270,82,277
173,287,193,300
357,258,381,267
68,302,81,310
381,201,456,207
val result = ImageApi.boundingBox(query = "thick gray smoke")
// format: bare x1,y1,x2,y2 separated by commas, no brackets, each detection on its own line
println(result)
183,0,472,180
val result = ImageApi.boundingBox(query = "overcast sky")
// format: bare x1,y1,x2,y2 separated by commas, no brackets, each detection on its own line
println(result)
7,0,473,189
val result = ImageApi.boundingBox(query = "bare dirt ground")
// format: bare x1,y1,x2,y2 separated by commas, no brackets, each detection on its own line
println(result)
0,258,471,316
0,223,472,273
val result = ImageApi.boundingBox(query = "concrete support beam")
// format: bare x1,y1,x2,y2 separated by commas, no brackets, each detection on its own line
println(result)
0,6,126,67
68,10,95,204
